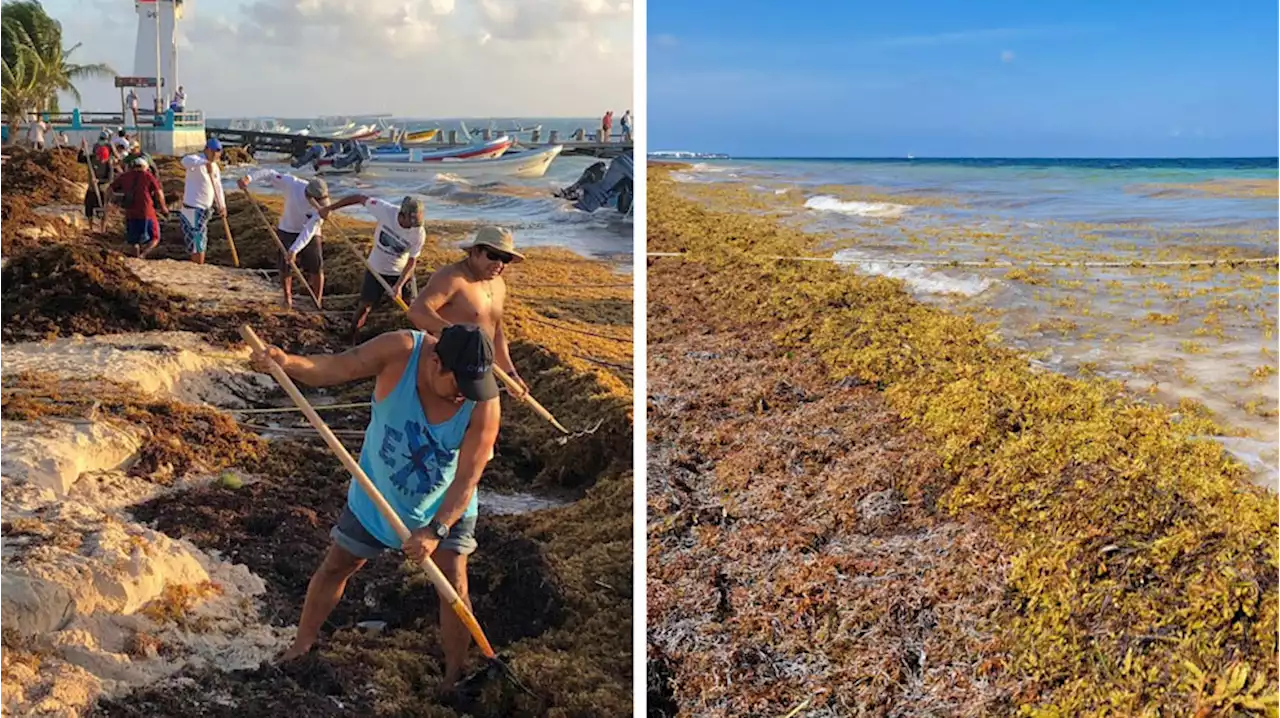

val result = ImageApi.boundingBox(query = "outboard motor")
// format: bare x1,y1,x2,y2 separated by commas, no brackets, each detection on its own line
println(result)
330,142,372,173
555,161,608,201
574,152,635,213
291,144,325,169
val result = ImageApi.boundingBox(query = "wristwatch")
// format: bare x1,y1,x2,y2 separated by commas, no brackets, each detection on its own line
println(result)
426,519,450,540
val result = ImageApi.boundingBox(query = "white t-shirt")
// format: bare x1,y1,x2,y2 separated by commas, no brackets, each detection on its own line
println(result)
364,198,425,276
244,169,323,234
27,121,47,144
180,154,226,210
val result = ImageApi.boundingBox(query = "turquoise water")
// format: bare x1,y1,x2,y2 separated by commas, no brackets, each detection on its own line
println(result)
674,158,1279,486
214,116,632,269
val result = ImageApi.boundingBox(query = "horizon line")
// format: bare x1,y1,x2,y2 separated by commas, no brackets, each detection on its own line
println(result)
650,154,1280,161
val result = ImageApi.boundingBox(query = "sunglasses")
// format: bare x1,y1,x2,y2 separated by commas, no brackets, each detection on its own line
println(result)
484,249,514,264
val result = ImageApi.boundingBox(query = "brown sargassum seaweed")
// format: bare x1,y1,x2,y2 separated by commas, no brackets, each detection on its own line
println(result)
647,165,1277,717
2,153,634,717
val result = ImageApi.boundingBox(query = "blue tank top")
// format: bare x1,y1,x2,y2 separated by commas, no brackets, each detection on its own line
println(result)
348,331,477,548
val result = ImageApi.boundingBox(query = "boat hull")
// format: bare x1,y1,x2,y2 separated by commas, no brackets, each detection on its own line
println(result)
316,145,563,179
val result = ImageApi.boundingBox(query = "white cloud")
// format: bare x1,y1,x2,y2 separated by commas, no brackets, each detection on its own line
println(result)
1001,50,1015,63
863,23,1107,49
43,0,631,116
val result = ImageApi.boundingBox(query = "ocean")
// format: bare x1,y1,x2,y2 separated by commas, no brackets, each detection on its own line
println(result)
210,116,633,270
670,157,1279,486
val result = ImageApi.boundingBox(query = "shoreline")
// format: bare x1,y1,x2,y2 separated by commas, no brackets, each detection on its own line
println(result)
1,147,633,716
647,162,1278,715
664,159,1279,488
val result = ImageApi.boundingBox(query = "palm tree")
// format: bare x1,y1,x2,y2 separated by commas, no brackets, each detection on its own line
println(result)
2,0,115,137
1,37,47,138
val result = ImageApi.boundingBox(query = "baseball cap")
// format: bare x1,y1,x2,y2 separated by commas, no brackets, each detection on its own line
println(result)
205,137,223,152
131,156,148,168
305,177,328,200
399,196,424,226
435,324,498,401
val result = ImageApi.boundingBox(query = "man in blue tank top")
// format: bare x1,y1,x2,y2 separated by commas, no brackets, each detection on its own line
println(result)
251,324,500,692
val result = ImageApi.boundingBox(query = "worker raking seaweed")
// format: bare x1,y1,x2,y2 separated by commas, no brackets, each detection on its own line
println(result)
319,193,426,343
179,137,227,265
109,155,169,258
251,324,500,696
408,225,530,398
238,169,328,309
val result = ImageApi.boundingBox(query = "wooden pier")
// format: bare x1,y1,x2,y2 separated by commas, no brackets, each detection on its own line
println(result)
205,126,632,160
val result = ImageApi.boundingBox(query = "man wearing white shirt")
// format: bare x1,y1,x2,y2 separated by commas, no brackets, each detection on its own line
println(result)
238,169,329,309
111,129,131,159
319,193,427,342
179,137,227,265
26,117,49,150
126,89,139,126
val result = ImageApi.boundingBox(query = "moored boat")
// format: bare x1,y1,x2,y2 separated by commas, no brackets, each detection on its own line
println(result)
309,144,562,179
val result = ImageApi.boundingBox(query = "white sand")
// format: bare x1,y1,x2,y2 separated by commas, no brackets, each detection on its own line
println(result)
2,370,289,716
125,258,281,307
1,331,272,408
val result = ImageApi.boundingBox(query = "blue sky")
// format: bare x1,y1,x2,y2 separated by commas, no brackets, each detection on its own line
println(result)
648,0,1278,157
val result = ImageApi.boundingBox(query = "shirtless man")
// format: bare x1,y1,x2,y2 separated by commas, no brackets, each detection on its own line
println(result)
408,226,528,397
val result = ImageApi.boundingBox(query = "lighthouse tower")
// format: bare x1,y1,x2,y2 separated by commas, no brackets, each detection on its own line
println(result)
132,0,183,112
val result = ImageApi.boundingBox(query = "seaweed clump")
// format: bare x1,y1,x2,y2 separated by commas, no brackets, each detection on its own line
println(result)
1,244,182,342
648,164,1278,716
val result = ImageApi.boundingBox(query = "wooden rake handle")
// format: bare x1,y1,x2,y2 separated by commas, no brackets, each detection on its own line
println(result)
238,324,497,659
206,162,239,266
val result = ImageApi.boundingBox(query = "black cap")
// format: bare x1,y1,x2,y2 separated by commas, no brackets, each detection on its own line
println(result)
435,325,498,401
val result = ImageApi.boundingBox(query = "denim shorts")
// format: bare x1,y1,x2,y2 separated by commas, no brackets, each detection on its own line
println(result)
330,504,477,559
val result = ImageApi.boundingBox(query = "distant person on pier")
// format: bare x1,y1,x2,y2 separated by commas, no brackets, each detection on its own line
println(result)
620,110,632,141
179,137,227,265
601,110,613,142
173,86,186,111
126,88,139,126
110,156,168,258
408,226,529,398
26,116,49,150
238,169,330,310
318,193,426,343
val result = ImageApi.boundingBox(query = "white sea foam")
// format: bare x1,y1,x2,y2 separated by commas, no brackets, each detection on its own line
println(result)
804,195,911,218
834,249,996,298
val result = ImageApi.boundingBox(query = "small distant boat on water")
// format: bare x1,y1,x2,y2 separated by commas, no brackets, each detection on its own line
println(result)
369,135,513,161
397,127,440,144
296,140,560,179
368,144,563,179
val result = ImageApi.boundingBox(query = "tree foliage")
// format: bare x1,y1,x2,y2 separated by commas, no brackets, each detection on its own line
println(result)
1,0,114,127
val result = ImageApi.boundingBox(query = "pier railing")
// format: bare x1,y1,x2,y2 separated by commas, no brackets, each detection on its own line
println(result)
2,108,205,133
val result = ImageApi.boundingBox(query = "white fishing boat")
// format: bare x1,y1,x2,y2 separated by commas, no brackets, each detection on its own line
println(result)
311,144,564,179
